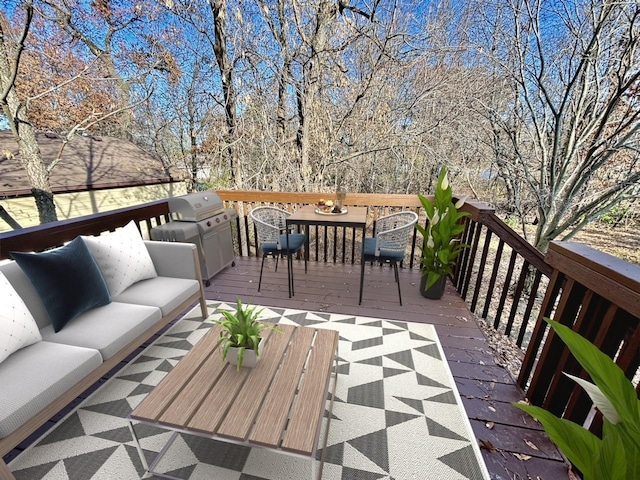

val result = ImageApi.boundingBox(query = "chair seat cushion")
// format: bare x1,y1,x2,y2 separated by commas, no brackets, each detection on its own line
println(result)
363,237,405,262
0,341,102,438
40,302,161,361
262,233,306,255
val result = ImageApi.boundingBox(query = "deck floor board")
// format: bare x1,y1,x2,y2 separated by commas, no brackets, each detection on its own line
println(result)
205,257,570,479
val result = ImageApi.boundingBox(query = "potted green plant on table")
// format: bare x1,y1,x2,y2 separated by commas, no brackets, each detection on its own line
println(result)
212,299,281,370
416,166,469,299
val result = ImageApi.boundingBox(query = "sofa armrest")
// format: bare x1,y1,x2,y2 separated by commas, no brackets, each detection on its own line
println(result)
144,241,201,281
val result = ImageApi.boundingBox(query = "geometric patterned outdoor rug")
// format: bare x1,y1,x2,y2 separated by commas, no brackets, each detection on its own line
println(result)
9,302,490,480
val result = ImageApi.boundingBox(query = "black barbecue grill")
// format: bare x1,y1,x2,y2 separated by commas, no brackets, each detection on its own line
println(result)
151,193,236,283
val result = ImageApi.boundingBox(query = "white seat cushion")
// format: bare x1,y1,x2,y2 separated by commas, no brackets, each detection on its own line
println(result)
40,302,162,361
0,341,101,438
114,277,200,317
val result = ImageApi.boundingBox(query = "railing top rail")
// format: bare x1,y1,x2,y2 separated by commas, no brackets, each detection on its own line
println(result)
215,190,425,208
547,241,640,316
0,200,169,259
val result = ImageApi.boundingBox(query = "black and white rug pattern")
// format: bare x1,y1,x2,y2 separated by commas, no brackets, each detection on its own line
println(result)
9,302,489,480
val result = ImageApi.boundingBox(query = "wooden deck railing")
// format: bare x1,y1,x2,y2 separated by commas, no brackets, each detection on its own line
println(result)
215,190,424,266
0,190,638,433
519,242,640,433
453,201,639,434
454,201,553,349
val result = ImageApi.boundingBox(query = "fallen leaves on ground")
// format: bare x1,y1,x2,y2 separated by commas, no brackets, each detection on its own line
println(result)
479,439,497,452
524,439,540,450
513,453,532,461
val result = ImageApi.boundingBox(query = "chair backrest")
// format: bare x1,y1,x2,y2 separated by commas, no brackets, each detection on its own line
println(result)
250,206,289,248
374,211,419,258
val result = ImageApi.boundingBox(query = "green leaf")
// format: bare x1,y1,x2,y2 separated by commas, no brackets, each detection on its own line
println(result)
595,420,628,480
236,346,245,371
514,403,600,477
546,320,640,436
418,194,435,219
565,373,620,424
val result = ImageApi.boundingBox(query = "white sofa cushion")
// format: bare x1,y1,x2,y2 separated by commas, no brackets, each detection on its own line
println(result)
40,302,162,361
114,276,200,317
0,271,42,364
0,341,102,438
82,221,158,297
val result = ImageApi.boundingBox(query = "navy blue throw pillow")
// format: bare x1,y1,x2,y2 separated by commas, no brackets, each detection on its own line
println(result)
11,237,111,333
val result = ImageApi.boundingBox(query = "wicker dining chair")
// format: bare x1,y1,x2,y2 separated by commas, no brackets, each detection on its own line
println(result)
359,211,419,306
250,206,307,293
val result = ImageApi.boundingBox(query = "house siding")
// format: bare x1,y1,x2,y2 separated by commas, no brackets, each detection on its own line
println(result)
0,182,187,233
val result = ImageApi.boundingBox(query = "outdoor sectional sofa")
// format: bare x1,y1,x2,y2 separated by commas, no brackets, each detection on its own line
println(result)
0,222,208,478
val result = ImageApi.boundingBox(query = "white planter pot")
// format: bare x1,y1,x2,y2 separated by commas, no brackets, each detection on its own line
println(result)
227,341,261,369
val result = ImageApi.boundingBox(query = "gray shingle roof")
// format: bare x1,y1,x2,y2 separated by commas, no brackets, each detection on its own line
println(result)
0,130,182,197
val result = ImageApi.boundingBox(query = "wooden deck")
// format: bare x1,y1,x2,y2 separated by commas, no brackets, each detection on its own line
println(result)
205,257,571,479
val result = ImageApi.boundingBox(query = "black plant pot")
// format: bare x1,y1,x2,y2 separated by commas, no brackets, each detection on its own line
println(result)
420,275,446,299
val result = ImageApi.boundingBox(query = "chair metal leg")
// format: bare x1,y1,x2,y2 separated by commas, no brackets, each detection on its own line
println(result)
394,262,402,306
289,251,295,297
359,256,366,304
258,255,266,292
275,254,279,272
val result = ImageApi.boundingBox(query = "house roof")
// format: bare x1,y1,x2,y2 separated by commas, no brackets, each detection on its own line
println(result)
0,130,182,198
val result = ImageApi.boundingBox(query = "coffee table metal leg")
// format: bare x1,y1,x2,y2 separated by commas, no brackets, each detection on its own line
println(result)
128,421,149,473
129,421,184,480
316,343,339,480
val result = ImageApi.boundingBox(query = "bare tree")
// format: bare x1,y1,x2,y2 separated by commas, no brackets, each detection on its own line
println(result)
39,0,176,139
475,0,640,251
0,2,58,223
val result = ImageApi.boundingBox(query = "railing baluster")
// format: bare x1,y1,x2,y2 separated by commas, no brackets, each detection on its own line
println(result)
461,223,482,300
517,269,543,347
505,261,530,336
494,249,517,329
456,218,475,291
471,229,492,313
519,269,565,387
483,239,505,319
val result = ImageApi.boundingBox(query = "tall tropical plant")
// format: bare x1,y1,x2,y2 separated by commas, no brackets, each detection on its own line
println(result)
416,166,470,290
514,319,640,480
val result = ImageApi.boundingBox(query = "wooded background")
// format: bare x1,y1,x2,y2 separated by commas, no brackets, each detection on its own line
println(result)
1,0,638,250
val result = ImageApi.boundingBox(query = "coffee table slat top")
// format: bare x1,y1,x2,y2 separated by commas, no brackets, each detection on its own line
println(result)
130,326,222,421
217,325,297,439
281,329,338,454
159,347,227,427
248,327,316,447
130,322,338,457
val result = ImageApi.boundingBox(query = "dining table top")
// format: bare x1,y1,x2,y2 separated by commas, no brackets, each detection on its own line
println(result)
286,205,367,227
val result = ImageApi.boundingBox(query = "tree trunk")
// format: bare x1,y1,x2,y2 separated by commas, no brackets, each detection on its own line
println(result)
0,16,58,224
210,0,241,188
296,2,336,191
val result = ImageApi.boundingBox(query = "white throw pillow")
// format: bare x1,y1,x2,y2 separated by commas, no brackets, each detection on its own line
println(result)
0,271,42,364
82,220,158,297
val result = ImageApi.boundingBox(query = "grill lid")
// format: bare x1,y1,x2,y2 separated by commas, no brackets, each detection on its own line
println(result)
168,192,223,222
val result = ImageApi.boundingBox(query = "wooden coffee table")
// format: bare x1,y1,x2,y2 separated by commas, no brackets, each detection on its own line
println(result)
128,322,339,480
